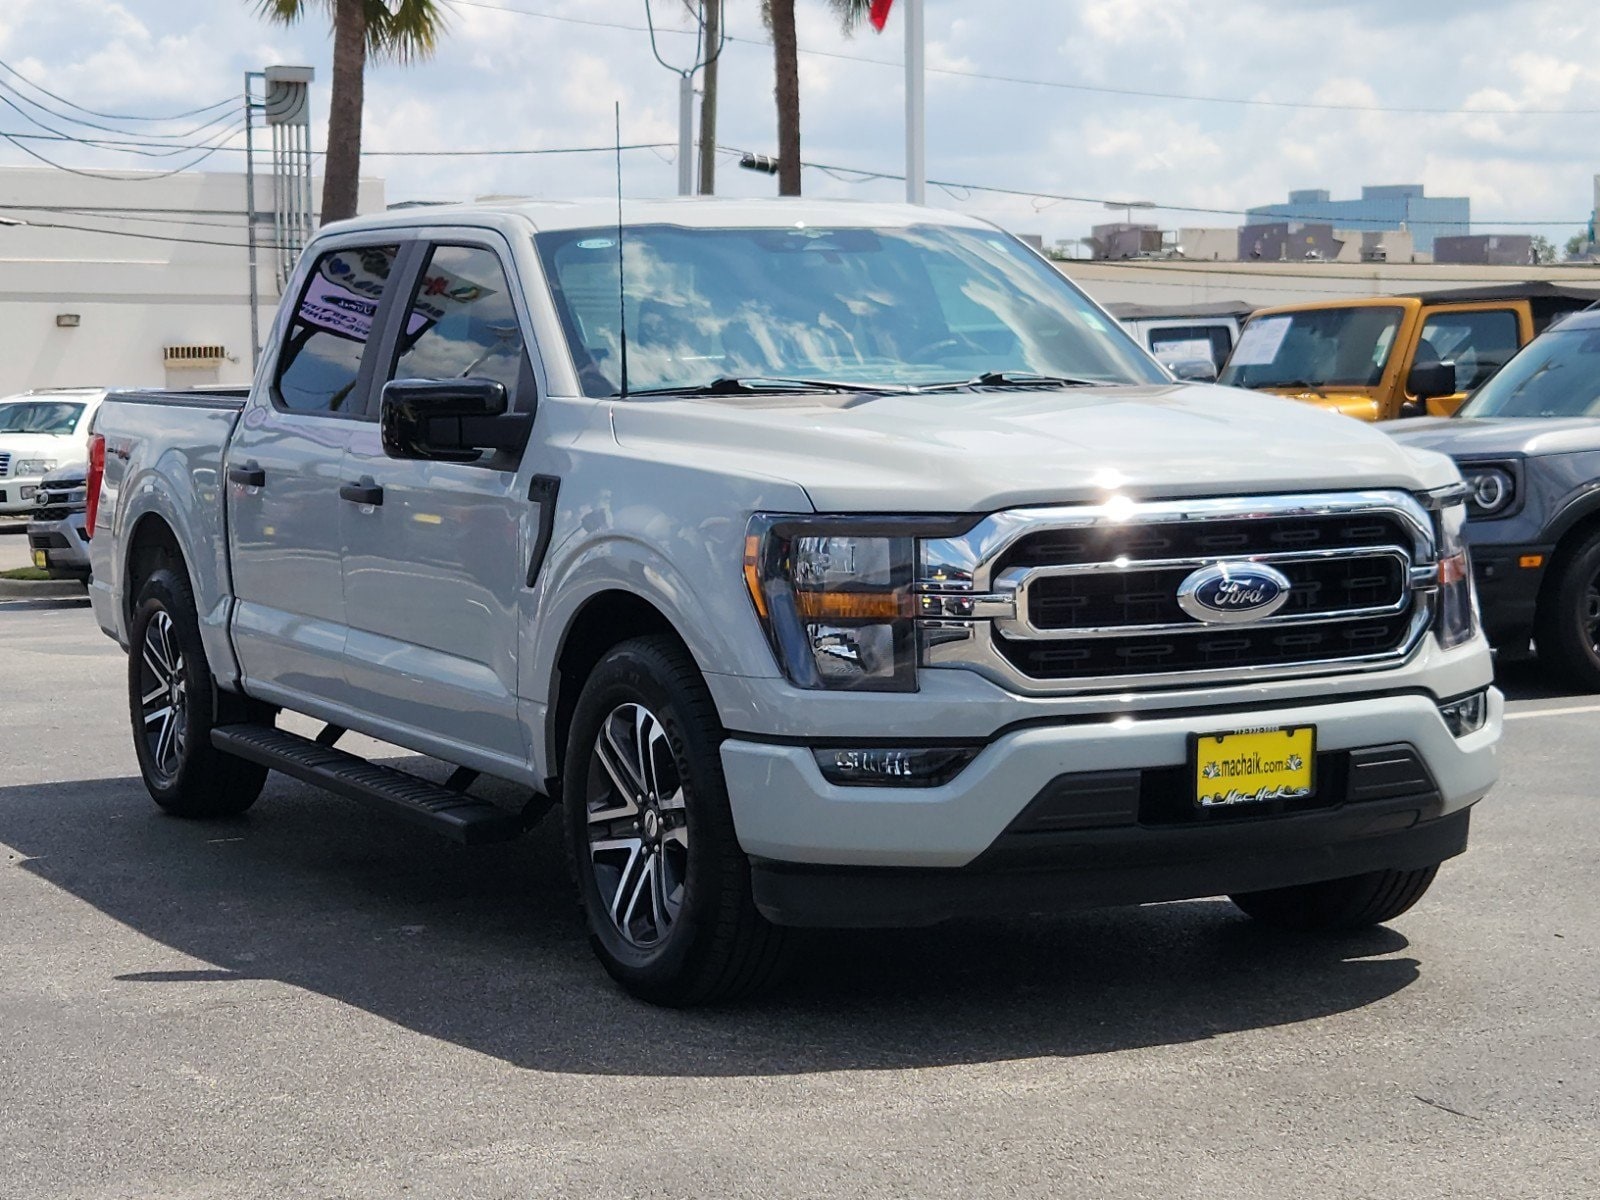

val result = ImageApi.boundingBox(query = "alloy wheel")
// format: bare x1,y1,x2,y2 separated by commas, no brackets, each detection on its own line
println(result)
138,610,188,786
586,702,689,949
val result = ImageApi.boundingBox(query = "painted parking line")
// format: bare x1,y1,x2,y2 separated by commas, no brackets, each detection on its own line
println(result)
1505,702,1600,722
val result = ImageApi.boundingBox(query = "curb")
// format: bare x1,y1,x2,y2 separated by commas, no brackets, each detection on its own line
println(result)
0,579,89,600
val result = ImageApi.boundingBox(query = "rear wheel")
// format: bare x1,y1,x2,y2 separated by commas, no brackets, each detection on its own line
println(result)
128,567,269,817
1230,865,1439,932
562,635,787,1006
1535,530,1600,691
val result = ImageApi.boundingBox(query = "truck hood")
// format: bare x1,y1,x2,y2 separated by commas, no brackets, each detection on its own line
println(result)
610,383,1457,512
1389,416,1600,458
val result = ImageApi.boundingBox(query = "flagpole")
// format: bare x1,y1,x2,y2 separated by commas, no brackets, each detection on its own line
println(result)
904,0,925,204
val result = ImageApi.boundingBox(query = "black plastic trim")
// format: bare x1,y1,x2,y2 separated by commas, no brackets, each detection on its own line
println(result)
526,474,561,587
750,807,1471,928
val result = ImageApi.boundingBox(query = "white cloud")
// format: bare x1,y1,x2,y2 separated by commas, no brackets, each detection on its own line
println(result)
0,0,1596,249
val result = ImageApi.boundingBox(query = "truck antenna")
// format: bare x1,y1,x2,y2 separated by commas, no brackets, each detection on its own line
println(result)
615,100,630,400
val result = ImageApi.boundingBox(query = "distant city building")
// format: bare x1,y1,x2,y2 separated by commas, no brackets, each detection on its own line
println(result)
1086,222,1163,260
1434,235,1535,266
1245,185,1468,253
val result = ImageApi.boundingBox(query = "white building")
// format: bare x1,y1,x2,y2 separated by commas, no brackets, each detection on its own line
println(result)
0,165,383,397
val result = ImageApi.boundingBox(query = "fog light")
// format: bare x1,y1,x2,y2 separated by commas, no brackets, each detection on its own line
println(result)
812,745,979,788
1438,690,1488,738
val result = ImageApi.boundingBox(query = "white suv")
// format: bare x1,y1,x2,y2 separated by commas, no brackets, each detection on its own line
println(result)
0,388,105,517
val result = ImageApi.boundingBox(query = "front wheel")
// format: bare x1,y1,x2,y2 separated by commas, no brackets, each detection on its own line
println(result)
1535,530,1600,691
128,567,268,817
1230,865,1440,932
562,635,787,1006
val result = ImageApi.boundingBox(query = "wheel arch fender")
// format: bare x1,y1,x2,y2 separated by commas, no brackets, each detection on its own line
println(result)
531,533,778,785
117,478,240,688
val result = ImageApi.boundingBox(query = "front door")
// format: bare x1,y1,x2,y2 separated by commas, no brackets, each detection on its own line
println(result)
339,237,537,774
1411,304,1525,417
229,239,413,712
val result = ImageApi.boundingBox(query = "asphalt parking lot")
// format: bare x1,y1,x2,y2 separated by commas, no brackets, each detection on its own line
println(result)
1,590,1596,1199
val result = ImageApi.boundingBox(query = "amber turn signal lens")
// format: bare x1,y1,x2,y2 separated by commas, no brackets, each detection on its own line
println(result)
793,590,913,620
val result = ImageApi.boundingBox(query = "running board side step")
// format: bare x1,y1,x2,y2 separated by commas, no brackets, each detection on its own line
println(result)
211,724,526,845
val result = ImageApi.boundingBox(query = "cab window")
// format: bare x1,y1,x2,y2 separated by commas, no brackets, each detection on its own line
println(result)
391,244,533,412
274,244,402,415
1416,310,1519,394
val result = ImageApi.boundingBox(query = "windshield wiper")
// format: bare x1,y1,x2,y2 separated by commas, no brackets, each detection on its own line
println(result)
919,371,1102,391
1267,379,1327,394
620,376,915,398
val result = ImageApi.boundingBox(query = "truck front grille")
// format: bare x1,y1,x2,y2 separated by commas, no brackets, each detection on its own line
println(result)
918,492,1438,694
0,453,10,478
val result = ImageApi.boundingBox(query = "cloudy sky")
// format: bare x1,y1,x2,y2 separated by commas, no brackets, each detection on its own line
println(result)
1,0,1596,247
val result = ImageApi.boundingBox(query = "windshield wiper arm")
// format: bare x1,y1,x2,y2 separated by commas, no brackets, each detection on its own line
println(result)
620,376,915,398
920,370,1102,392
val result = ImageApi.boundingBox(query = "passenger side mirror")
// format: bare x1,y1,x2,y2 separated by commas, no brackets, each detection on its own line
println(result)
380,378,531,462
1166,358,1219,383
1406,360,1458,402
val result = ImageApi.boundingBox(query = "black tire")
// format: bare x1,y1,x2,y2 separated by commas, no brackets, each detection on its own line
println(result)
562,635,788,1006
128,566,269,817
1230,865,1440,932
1535,529,1600,691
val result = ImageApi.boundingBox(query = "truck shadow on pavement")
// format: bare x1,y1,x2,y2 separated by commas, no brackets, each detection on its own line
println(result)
1,774,1423,1076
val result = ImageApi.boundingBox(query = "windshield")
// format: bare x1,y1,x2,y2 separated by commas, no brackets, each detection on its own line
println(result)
0,401,85,435
1457,327,1600,419
1219,306,1403,390
534,223,1166,397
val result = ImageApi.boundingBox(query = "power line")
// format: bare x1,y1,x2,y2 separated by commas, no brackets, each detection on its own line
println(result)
442,0,1600,118
776,150,1588,229
0,127,675,159
0,76,243,144
0,57,237,124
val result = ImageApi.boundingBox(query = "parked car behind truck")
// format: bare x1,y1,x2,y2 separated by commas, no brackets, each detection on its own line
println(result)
0,387,105,516
87,199,1500,1005
1391,307,1600,688
1105,300,1252,379
1220,283,1599,421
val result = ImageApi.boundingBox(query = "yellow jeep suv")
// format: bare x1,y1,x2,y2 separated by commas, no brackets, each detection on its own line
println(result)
1218,283,1598,421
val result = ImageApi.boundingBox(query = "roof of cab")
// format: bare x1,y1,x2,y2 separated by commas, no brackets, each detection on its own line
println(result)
318,196,1001,236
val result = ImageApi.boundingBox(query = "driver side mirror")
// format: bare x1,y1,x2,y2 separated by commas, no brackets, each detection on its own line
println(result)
1406,360,1458,402
380,378,531,462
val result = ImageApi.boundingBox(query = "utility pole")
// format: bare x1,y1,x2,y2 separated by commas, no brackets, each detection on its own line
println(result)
645,1,725,197
697,0,721,194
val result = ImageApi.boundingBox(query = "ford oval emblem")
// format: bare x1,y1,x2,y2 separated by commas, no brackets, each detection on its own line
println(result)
1176,562,1292,624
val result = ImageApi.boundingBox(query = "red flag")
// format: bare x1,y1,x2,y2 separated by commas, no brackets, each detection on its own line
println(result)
869,0,894,32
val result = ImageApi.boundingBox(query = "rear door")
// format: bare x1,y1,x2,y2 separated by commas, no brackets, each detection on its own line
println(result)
228,236,415,710
1410,303,1527,416
338,233,539,771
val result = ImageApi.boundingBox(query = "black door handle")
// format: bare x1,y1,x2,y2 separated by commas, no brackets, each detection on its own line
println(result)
339,481,384,506
228,462,265,487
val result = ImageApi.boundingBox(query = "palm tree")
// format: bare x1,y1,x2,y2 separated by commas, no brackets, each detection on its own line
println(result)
767,0,872,196
255,0,446,224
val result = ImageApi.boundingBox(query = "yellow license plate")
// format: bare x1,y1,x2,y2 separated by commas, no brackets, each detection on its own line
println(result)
1194,725,1316,808
32,549,47,569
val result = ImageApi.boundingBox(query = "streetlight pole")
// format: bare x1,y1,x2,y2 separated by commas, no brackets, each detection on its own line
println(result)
904,0,924,205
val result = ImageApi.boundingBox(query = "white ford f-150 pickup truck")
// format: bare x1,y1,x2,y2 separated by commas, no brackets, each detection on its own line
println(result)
88,199,1501,1005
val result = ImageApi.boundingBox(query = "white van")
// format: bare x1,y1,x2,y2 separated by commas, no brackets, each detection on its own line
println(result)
0,388,106,516
1107,301,1253,379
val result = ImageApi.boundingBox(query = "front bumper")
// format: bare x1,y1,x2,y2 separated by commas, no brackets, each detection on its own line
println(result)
720,687,1500,924
1468,541,1549,649
0,479,44,516
26,511,90,578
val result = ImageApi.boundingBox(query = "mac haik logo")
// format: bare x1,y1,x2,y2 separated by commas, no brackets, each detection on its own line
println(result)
1177,561,1292,624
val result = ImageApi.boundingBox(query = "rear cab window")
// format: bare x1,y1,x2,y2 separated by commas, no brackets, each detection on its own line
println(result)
273,244,403,417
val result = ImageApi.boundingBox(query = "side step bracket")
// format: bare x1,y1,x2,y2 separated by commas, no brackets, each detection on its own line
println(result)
211,724,525,846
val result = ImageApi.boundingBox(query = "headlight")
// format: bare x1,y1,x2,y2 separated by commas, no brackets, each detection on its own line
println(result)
13,458,57,476
1432,497,1479,650
1460,462,1516,518
744,517,919,691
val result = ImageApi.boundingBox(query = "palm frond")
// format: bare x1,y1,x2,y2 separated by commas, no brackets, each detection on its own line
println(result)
365,0,448,64
828,0,874,33
254,0,322,26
